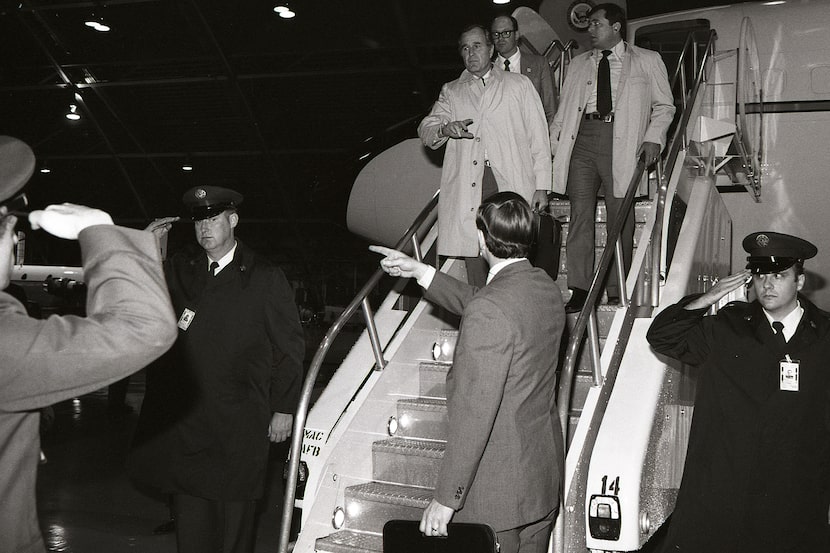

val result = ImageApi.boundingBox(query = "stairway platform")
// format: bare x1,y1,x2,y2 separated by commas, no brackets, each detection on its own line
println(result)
315,529,382,553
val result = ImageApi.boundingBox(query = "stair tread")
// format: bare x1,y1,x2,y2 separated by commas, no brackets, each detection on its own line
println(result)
316,530,382,552
373,437,445,456
347,481,434,507
419,361,451,371
398,397,447,410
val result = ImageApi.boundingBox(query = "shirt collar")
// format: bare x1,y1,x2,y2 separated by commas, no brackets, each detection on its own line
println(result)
497,49,521,68
486,257,525,284
594,39,625,59
762,300,804,336
208,240,238,274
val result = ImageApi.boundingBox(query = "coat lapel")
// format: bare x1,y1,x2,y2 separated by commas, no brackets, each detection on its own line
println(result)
615,42,632,104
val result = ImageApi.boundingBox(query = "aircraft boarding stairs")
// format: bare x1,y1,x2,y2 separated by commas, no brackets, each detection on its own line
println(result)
301,201,651,553
280,22,760,553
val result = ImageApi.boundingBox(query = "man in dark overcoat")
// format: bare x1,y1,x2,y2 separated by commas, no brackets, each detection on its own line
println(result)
128,186,304,553
647,231,830,552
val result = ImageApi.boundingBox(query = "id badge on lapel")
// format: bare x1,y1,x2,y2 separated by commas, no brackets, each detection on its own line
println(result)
178,308,196,331
779,357,800,392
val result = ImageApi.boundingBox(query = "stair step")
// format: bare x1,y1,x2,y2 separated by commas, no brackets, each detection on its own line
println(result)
431,329,458,363
560,220,647,247
372,437,444,488
315,530,382,553
344,482,432,533
419,361,450,398
394,397,447,440
548,199,652,223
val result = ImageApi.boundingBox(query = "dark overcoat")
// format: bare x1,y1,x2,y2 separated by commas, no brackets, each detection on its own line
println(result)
128,239,304,500
647,295,830,552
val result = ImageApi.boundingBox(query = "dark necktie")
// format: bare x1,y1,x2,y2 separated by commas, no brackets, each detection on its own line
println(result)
504,59,510,72
772,321,787,347
209,261,219,276
597,49,612,117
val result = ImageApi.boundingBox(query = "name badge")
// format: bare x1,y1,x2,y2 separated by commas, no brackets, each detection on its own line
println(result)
178,308,196,331
779,359,800,392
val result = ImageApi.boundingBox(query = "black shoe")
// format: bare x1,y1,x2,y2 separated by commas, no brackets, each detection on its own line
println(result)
153,519,176,535
565,288,588,314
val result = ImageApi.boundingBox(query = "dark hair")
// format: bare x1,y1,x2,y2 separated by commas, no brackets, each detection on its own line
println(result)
794,260,805,276
458,24,492,47
590,3,626,38
491,15,519,32
475,191,534,259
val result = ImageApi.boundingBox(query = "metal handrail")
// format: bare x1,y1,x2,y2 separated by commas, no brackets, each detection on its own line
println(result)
665,30,718,173
556,158,647,430
556,29,718,430
277,193,439,553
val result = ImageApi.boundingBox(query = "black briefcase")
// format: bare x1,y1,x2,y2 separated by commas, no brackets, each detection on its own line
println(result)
530,210,562,281
382,519,498,553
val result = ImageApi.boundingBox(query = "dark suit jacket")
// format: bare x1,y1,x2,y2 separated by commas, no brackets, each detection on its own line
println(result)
498,49,557,124
425,260,565,531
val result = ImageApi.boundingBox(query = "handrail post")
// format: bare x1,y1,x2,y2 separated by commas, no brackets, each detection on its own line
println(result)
410,234,423,263
587,311,603,386
651,162,666,307
613,238,627,309
361,297,386,371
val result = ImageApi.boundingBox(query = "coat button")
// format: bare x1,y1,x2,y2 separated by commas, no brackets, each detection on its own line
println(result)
588,80,592,85
473,160,478,165
475,137,480,142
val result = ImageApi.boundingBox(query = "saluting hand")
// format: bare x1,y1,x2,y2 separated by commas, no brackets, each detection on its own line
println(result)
684,270,752,311
145,216,180,237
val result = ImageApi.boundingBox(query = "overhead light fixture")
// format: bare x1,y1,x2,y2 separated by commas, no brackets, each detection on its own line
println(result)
492,0,511,4
84,9,111,32
181,157,194,172
40,163,51,174
65,104,81,121
274,5,295,18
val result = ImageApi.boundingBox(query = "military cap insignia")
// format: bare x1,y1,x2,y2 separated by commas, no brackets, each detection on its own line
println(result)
755,234,770,248
195,188,207,199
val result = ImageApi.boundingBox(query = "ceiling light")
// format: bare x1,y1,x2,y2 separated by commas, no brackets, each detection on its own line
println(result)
278,10,295,19
84,12,111,32
273,5,289,13
181,155,194,172
65,104,81,121
40,163,51,174
493,0,511,4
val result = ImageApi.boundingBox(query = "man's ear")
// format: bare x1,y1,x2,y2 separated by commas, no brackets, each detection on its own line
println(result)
229,212,239,229
477,229,487,254
797,272,805,292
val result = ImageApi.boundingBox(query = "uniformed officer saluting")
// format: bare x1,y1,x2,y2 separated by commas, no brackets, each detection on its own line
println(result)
647,231,830,553
128,186,305,553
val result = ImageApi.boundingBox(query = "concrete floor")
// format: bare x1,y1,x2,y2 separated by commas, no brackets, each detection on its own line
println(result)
36,374,291,553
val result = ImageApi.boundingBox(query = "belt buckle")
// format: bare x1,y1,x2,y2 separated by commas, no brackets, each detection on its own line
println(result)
602,113,614,123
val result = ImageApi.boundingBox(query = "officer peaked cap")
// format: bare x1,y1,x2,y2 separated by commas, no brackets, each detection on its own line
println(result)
182,186,243,221
742,231,817,274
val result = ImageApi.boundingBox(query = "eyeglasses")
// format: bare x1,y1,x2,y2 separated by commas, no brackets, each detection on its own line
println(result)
491,30,516,39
